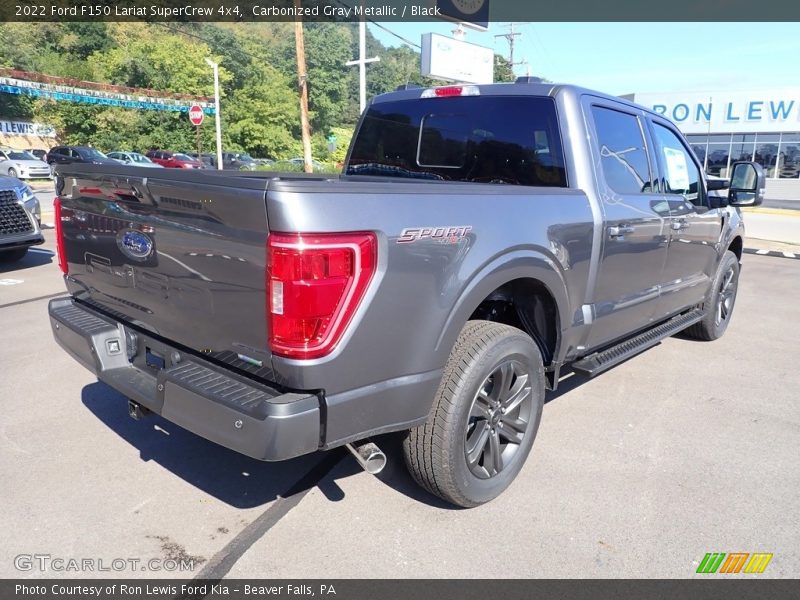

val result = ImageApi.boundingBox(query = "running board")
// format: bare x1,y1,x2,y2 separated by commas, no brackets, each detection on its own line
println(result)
571,309,704,377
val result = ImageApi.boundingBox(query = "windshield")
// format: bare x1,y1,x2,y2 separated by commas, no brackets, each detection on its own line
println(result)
78,148,108,160
238,153,253,161
174,153,193,161
130,153,152,163
7,151,36,160
346,95,567,187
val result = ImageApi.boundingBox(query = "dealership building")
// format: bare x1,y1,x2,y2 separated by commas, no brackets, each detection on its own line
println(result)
626,89,800,200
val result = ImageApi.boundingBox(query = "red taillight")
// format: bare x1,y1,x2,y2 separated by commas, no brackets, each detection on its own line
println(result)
267,232,377,359
54,197,68,275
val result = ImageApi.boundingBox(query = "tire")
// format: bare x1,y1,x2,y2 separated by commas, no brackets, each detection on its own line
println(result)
0,248,28,263
684,250,740,341
8,168,17,178
403,320,545,507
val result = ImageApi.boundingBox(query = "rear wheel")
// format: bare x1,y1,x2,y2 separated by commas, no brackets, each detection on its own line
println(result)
685,250,740,341
404,321,545,507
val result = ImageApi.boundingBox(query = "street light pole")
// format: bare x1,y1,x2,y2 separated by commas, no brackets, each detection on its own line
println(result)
205,57,223,171
345,18,379,114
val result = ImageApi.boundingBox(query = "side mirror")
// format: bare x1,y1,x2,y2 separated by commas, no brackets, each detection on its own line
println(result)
728,161,765,206
706,178,730,191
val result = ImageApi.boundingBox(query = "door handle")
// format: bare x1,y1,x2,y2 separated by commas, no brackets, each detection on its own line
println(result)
670,220,688,231
608,225,635,238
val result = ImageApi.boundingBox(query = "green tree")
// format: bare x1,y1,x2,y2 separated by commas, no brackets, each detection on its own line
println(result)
89,24,229,96
494,55,516,82
224,64,301,159
303,23,355,133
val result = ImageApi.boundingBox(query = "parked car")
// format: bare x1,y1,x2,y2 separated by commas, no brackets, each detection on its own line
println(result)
107,151,164,168
221,151,258,171
0,148,51,179
0,174,43,263
48,82,765,507
25,149,48,161
287,157,326,169
47,146,117,172
186,152,216,169
146,150,204,169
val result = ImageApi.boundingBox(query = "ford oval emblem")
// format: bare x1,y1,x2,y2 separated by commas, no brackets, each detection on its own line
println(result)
117,229,154,261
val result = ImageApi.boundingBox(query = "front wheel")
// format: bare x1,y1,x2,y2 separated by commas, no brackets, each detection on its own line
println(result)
685,250,740,341
8,168,18,178
404,321,545,507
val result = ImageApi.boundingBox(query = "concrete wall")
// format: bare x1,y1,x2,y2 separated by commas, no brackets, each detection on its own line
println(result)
766,179,800,201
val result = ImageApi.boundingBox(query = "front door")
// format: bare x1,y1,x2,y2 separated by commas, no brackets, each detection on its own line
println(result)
583,101,671,350
648,119,723,320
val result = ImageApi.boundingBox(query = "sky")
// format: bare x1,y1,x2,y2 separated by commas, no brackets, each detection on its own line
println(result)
369,22,800,95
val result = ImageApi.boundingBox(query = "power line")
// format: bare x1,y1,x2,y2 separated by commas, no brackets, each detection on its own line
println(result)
368,21,420,49
330,0,420,49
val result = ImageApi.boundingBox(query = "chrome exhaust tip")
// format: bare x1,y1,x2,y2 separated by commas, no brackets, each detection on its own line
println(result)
346,441,386,475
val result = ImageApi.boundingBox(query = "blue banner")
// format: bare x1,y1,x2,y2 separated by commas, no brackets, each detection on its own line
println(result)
0,83,215,114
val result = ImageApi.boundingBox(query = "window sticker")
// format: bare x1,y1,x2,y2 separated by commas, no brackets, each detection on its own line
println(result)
663,147,690,191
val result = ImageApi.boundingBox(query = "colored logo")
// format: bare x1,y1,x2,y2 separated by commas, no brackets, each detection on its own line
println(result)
117,229,154,261
697,552,773,574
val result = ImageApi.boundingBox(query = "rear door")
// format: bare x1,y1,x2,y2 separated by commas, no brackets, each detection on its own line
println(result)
583,99,671,349
647,118,722,319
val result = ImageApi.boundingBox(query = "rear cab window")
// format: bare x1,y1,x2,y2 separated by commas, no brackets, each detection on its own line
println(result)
346,95,567,187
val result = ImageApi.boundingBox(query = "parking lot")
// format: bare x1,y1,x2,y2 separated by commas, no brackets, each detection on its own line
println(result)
1,224,799,579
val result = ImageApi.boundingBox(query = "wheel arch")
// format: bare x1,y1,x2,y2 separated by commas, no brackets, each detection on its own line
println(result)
435,251,570,369
728,235,743,261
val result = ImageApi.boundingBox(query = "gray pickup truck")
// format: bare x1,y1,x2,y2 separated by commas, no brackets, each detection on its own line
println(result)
48,82,765,507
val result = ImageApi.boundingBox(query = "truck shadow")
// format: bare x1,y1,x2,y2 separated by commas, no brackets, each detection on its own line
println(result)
80,374,593,513
80,381,349,510
367,373,594,510
0,248,54,272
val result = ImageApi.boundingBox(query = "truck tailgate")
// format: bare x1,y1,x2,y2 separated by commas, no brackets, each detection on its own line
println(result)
57,166,273,368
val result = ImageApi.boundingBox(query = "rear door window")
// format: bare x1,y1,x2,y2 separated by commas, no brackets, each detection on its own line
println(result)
347,95,567,187
591,105,654,195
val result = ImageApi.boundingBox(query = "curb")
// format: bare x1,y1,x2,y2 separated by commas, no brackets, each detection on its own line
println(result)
744,247,800,260
741,207,800,217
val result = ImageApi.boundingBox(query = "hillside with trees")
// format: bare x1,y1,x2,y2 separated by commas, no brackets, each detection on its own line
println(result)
0,22,516,160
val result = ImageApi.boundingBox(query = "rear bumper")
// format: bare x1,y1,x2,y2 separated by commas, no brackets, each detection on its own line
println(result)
48,297,321,461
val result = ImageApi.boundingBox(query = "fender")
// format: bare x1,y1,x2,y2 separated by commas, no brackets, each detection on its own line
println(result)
720,208,745,258
435,248,572,366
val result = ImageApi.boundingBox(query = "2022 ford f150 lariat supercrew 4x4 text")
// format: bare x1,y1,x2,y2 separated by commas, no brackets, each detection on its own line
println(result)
48,82,765,507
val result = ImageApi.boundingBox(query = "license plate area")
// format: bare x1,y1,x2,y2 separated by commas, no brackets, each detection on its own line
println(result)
145,347,166,370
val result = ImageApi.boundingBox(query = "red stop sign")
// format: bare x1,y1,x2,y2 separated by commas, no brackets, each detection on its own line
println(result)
188,104,205,126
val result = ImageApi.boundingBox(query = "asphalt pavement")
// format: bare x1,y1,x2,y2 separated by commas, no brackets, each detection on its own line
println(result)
1,230,798,579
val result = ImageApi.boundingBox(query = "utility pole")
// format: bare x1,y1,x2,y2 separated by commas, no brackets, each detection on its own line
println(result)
294,1,313,173
345,15,380,114
494,23,528,75
204,58,223,170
